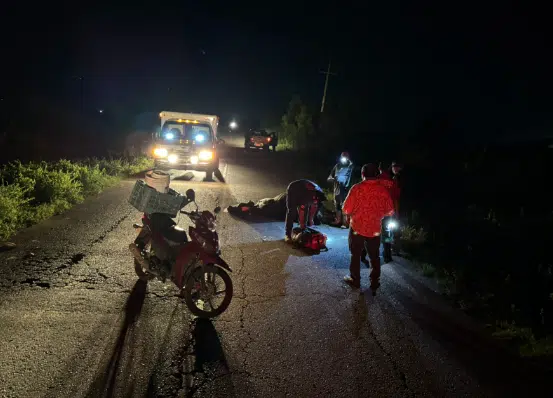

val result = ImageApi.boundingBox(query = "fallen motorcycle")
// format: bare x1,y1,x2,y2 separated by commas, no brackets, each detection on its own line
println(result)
129,185,233,318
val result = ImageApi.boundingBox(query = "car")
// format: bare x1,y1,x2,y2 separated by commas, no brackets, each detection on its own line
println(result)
244,130,273,152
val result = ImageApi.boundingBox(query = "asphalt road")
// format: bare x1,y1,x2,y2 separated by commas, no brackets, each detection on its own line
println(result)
0,141,551,397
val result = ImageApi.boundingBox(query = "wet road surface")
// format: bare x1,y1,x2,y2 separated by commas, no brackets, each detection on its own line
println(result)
0,142,551,397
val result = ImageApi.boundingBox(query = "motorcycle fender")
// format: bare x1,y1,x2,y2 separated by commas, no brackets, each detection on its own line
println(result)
213,256,232,272
173,243,232,289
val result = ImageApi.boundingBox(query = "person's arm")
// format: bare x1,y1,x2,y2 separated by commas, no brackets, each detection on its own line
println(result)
345,164,353,188
342,185,358,215
327,165,336,182
383,191,395,217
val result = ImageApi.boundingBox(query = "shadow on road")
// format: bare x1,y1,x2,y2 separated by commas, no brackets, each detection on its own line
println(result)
146,314,236,397
85,279,147,398
190,319,232,381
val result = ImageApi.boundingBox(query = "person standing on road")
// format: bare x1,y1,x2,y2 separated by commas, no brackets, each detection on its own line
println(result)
360,161,394,263
269,132,278,152
342,164,395,294
390,161,402,215
389,161,403,254
378,162,395,263
284,179,326,242
327,152,354,227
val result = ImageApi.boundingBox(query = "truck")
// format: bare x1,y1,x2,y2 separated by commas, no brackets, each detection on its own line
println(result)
152,111,222,180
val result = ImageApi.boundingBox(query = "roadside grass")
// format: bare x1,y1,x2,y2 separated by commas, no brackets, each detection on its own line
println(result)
0,156,153,240
399,221,553,359
275,137,295,151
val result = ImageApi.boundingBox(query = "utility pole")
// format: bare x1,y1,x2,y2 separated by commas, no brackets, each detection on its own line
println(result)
320,59,337,113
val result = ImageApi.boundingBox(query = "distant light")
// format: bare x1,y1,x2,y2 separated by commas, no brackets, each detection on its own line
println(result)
168,154,178,164
99,109,103,113
229,121,237,129
387,221,398,230
195,134,205,142
340,157,347,164
165,132,175,140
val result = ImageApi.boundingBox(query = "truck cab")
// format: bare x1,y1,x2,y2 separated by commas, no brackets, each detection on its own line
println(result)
153,111,222,180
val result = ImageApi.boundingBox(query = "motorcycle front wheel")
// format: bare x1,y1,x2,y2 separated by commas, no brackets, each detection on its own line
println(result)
184,265,233,318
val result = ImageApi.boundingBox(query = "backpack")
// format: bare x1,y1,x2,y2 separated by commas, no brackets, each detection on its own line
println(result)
291,227,328,252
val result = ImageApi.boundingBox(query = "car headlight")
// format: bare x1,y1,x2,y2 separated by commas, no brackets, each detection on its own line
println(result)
198,150,213,161
154,147,168,157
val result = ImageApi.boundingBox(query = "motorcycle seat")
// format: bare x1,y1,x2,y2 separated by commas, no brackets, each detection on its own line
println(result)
163,225,189,243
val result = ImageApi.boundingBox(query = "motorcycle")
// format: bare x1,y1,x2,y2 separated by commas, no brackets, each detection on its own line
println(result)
129,188,233,318
382,216,398,262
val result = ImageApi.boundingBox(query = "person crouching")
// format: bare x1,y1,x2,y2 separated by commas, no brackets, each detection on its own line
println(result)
284,179,326,242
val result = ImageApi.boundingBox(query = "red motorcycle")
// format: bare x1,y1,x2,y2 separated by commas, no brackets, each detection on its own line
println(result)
129,188,233,318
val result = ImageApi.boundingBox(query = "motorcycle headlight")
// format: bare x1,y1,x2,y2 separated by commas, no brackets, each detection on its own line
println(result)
153,147,168,157
198,150,213,161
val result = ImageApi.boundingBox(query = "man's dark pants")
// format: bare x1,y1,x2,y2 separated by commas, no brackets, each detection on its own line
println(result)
285,204,298,238
349,228,381,288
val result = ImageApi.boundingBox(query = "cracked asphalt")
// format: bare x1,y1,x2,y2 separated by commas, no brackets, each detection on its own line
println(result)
1,139,552,397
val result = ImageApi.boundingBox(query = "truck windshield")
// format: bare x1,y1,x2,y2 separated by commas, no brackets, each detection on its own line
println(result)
161,122,212,142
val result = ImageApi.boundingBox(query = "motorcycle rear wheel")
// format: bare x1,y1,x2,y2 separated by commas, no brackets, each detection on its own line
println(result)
184,265,233,318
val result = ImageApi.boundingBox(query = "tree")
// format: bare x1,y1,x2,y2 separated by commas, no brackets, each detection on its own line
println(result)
281,96,314,150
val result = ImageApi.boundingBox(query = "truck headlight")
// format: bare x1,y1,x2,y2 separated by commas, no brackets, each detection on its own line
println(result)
198,150,213,161
153,147,168,157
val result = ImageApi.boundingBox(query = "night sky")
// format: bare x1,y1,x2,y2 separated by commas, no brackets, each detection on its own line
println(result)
1,1,552,141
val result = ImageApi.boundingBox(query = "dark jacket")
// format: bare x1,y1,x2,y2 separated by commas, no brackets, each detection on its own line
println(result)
328,162,354,197
286,179,326,207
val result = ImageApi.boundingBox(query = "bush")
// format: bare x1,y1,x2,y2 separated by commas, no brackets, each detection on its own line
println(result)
0,156,153,240
400,225,427,243
0,183,31,240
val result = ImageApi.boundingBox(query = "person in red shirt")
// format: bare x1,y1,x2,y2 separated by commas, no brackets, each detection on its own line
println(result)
360,162,396,263
342,163,395,294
